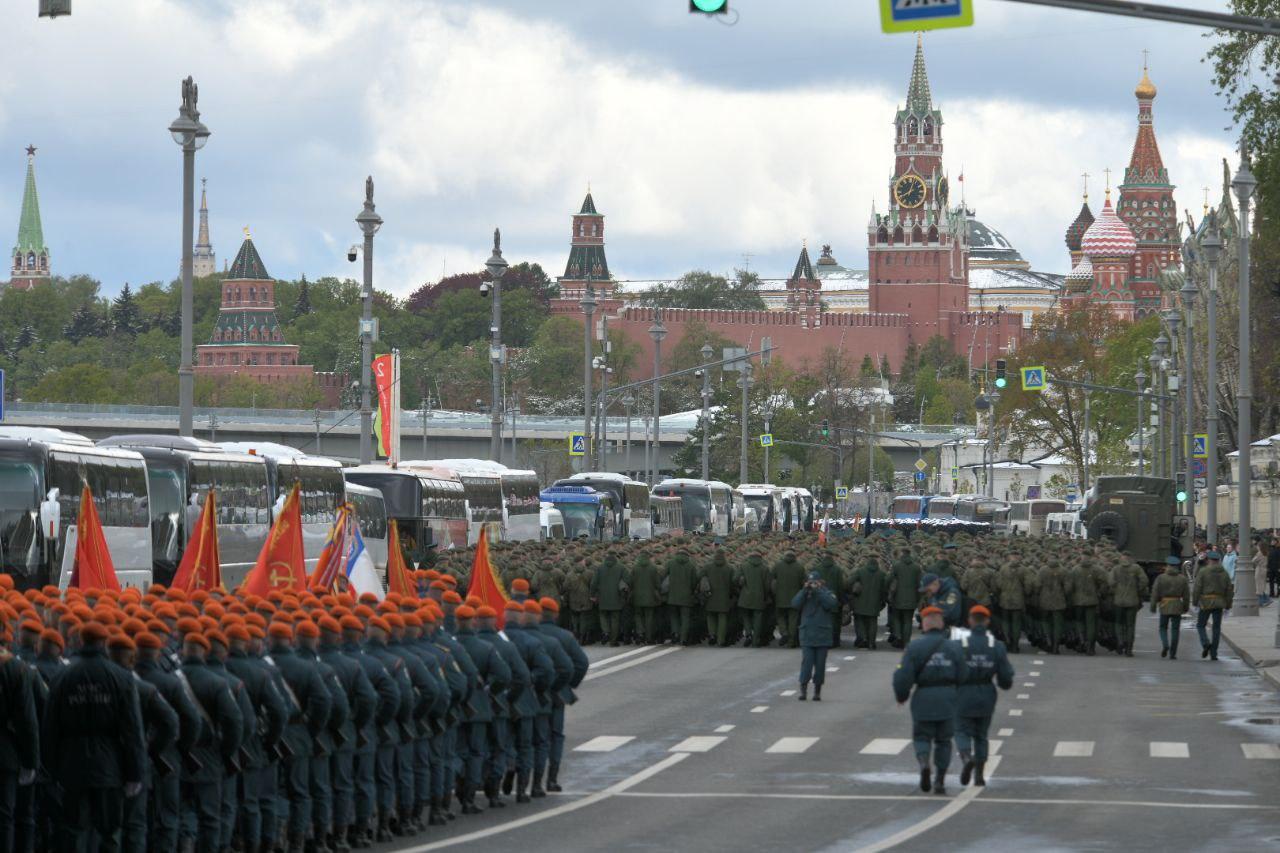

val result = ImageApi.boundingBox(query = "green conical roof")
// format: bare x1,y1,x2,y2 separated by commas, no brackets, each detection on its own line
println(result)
579,191,599,215
228,234,271,280
906,35,932,115
14,147,46,256
791,243,815,281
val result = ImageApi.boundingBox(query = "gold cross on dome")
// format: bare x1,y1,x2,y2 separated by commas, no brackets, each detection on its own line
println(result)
1082,171,1090,201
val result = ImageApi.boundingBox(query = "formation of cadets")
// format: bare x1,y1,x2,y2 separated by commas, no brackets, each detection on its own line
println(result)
454,531,1157,655
0,571,588,853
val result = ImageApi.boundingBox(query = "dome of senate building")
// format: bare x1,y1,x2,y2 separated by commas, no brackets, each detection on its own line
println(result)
1080,196,1137,257
1065,201,1094,252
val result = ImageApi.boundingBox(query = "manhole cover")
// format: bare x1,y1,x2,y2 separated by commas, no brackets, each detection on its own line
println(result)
1244,717,1280,726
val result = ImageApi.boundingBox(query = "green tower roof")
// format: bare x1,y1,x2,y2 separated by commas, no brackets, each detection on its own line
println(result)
906,35,932,115
14,146,47,256
227,234,271,280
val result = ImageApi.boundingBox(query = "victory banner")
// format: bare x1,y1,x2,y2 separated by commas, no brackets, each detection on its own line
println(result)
372,350,401,464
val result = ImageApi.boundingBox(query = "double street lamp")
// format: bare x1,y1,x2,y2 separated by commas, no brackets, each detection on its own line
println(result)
354,177,382,464
648,312,667,484
485,229,509,463
1179,276,1198,516
1135,368,1147,476
700,343,713,480
169,76,210,437
1201,214,1223,547
1232,141,1259,619
580,284,598,470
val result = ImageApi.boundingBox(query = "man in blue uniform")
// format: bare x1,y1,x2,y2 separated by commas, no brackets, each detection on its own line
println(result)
954,605,1014,787
536,598,588,792
791,571,839,701
892,606,967,795
919,573,963,628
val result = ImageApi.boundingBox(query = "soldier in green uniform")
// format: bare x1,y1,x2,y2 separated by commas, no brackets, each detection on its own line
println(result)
665,549,698,646
591,554,628,647
773,551,806,648
1065,551,1108,656
1150,556,1190,659
1193,551,1233,661
567,566,595,643
850,555,887,650
734,552,771,647
954,605,1013,787
702,548,735,647
1110,553,1148,657
630,553,662,644
1037,559,1068,655
995,561,1027,653
892,606,967,795
887,548,922,649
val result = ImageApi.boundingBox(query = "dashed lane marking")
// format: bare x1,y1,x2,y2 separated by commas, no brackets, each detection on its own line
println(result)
1023,682,1036,687
1241,743,1280,760
998,728,1014,737
767,737,820,754
751,706,769,713
860,738,912,755
989,739,1003,755
780,689,797,697
843,655,857,661
1150,742,1189,758
1008,709,1023,717
1054,741,1095,757
1016,694,1030,700
574,736,635,753
612,791,1268,810
670,736,726,753
715,725,736,733
590,645,658,667
583,646,681,681
826,666,839,672
1034,659,1046,664
1030,671,1042,677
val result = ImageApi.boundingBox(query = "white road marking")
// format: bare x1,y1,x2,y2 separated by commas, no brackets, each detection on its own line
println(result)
1241,743,1280,760
780,689,797,697
715,725,736,733
750,705,769,713
401,752,690,851
1054,741,1095,757
1150,741,1189,758
1009,709,1023,717
613,791,1270,810
1016,693,1030,700
989,740,1003,755
1030,670,1042,677
853,756,1003,853
826,666,840,672
1034,659,1046,664
767,737,820,754
574,736,635,753
973,797,1269,810
1023,682,1036,687
589,645,657,667
583,646,680,681
860,738,911,755
843,655,857,661
670,736,726,753
998,728,1014,737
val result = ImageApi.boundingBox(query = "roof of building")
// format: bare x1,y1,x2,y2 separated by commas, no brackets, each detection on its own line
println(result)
579,191,599,216
903,34,937,118
14,148,46,256
227,235,272,280
1065,254,1094,292
791,243,816,281
965,212,1025,265
1081,195,1137,257
1135,65,1157,100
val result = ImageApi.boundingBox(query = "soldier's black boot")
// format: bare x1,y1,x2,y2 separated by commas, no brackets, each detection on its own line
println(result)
546,764,563,793
932,770,947,795
376,814,394,843
333,828,352,853
531,770,547,798
813,684,822,701
798,683,808,701
974,762,986,787
517,771,532,803
918,763,931,793
443,790,458,819
502,770,515,795
485,780,505,809
959,754,974,786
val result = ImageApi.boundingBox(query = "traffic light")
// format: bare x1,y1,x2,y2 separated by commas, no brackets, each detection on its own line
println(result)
1175,471,1188,504
820,419,830,438
690,0,728,12
994,358,1007,389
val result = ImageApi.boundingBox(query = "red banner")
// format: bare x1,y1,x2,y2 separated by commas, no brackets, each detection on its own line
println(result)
465,527,510,628
242,483,307,596
171,489,223,592
372,353,397,460
70,484,121,591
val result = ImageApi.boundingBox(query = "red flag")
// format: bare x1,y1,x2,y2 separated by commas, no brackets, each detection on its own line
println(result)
386,519,416,598
465,527,509,628
171,489,223,592
309,503,352,591
242,483,307,596
70,484,121,591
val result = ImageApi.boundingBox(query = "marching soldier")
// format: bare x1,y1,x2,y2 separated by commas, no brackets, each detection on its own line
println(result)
268,621,332,852
318,616,377,850
1193,551,1233,661
452,606,511,815
0,619,40,853
176,629,243,853
887,548,921,649
665,549,697,646
1151,556,1191,660
850,555,887,650
536,598,588,792
630,553,662,645
1110,552,1148,657
734,553,771,647
773,551,806,649
702,548,734,647
892,606,967,795
501,601,555,802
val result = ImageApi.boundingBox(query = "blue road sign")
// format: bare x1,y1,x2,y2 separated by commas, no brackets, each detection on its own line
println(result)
569,433,586,456
1192,434,1208,458
880,0,973,32
1020,366,1046,391
914,471,926,482
759,433,774,448
835,486,849,500
1190,458,1207,478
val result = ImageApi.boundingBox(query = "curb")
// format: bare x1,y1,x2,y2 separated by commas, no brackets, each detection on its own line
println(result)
1220,626,1280,692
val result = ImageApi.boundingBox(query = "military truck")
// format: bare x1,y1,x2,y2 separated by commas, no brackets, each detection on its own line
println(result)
1082,475,1195,581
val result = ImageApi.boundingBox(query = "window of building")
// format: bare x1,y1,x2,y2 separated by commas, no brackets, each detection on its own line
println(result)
216,354,225,365
907,118,918,136
27,252,35,269
233,354,241,365
267,353,276,365
249,286,256,303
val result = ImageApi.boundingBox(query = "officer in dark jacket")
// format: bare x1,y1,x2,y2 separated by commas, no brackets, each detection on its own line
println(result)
318,615,376,850
341,615,400,847
536,598,587,792
502,600,556,803
385,613,441,835
177,630,244,853
296,619,350,847
476,606,530,809
453,606,512,815
0,625,39,853
892,606,967,795
414,611,466,827
888,549,923,648
135,629,202,853
954,606,1014,787
791,571,839,701
205,629,254,853
42,621,147,853
521,600,572,799
363,617,414,838
224,624,288,853
427,612,481,818
267,620,332,852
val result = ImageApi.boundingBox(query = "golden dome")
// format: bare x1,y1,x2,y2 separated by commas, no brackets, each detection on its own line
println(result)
1135,67,1157,99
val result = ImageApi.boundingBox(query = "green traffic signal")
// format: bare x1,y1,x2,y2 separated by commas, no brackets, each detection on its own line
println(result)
690,0,728,12
1176,490,1188,503
994,377,1007,389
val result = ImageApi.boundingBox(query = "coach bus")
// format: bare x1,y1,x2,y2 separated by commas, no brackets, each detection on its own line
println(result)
650,494,685,537
953,496,1012,533
399,460,503,546
890,494,933,522
217,442,346,570
554,472,653,539
99,435,271,588
737,484,784,532
430,459,542,542
927,496,957,520
652,478,733,536
344,466,469,562
539,485,618,541
344,481,389,573
0,427,152,590
1008,499,1069,537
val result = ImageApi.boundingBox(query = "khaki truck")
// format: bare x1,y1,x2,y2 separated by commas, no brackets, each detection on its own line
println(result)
1082,476,1194,582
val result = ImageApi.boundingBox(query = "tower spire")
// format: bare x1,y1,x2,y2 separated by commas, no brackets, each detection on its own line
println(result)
191,176,216,277
906,33,932,114
10,145,50,290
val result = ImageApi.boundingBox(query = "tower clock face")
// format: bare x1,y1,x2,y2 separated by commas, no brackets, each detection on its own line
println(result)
894,174,926,209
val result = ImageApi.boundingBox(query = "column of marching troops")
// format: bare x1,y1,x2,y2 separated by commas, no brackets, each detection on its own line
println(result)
442,530,1178,657
0,571,589,853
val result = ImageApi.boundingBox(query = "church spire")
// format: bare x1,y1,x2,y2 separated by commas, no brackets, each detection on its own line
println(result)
197,178,211,249
906,33,932,115
10,145,50,290
192,177,216,277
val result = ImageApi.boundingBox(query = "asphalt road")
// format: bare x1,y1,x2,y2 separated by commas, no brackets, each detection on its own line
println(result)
384,613,1280,852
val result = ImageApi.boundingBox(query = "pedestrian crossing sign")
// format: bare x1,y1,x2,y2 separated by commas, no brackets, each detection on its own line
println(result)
950,466,959,479
880,0,973,33
569,433,586,456
835,486,849,500
1192,434,1208,458
759,433,774,447
1020,366,1046,391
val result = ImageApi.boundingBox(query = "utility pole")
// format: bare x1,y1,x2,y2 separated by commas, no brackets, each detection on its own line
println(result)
580,283,597,471
622,394,634,478
314,408,322,455
1135,368,1147,476
168,77,209,437
355,176,382,465
738,362,752,485
1202,214,1223,546
486,228,508,463
648,311,667,484
1180,276,1197,516
1082,393,1091,494
700,343,713,480
421,395,430,457
1232,140,1259,618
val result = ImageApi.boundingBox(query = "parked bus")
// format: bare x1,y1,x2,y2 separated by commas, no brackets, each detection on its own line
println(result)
954,496,1011,533
927,496,957,520
555,472,653,539
430,459,541,542
737,485,784,532
99,435,271,588
890,494,933,522
789,487,816,532
540,503,566,541
343,466,469,563
0,427,152,590
217,442,345,570
1008,499,1069,536
344,481,389,574
400,460,505,546
539,485,617,541
650,494,685,537
731,490,759,533
651,478,733,536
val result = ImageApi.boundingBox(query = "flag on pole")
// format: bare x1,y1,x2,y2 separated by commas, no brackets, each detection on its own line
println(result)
242,483,308,596
310,503,352,591
818,513,829,547
344,524,385,601
171,489,223,592
465,527,509,628
70,484,121,591
386,519,416,599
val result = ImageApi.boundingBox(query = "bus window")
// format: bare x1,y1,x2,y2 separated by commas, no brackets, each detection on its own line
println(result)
0,458,41,576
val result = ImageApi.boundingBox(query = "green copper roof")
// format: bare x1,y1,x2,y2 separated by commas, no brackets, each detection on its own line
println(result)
905,36,932,116
579,191,599,216
227,236,271,280
14,148,46,256
563,244,609,280
791,244,815,281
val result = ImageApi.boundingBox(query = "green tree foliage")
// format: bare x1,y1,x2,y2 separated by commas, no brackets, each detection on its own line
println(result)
110,282,144,337
636,269,766,311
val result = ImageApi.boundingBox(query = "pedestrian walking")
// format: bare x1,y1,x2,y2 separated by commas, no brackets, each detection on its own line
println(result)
792,571,839,702
893,606,967,795
1150,556,1190,660
954,605,1013,788
1193,551,1233,661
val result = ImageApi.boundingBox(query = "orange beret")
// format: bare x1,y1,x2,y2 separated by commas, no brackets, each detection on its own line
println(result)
0,574,14,590
190,590,209,604
358,593,380,605
295,620,320,639
920,606,943,617
268,622,294,640
255,601,278,615
368,616,392,633
429,580,448,591
354,605,376,620
339,615,364,632
246,625,265,640
442,591,462,605
336,593,355,608
376,601,398,614
384,613,405,629
40,628,65,649
176,603,199,619
184,632,211,652
476,606,496,619
107,633,136,651
80,621,109,642
146,619,170,636
317,616,342,635
121,618,147,636
465,596,483,607
511,579,530,592
19,619,44,635
523,600,542,615
503,601,523,613
164,587,187,602
454,605,476,619
206,629,229,648
538,597,560,613
244,612,267,629
420,609,437,624
385,592,403,605
969,604,992,618
135,631,163,650
202,602,225,619
225,624,251,642
440,575,458,587
424,570,441,580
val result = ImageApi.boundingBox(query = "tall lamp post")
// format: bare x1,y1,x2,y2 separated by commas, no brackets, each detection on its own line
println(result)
1232,141,1259,618
738,362,752,485
700,343,713,480
169,76,209,437
1201,214,1223,547
648,312,667,484
355,177,382,464
1151,333,1169,477
1179,276,1197,516
1163,308,1182,480
580,284,597,470
485,229,508,463
988,389,1001,498
1135,368,1147,476
622,393,635,477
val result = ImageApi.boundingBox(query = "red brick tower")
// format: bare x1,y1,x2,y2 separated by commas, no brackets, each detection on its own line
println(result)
1116,60,1179,316
557,190,615,299
784,242,824,327
867,35,968,341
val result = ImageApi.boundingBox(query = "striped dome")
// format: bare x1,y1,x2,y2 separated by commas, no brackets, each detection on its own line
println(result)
1080,197,1136,257
1065,254,1094,293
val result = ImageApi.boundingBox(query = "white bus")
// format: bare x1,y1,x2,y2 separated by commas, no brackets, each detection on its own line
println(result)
399,460,503,546
555,472,653,539
0,427,152,590
540,502,565,542
1008,499,1069,537
737,484,785,532
652,478,733,536
344,481,388,574
429,459,542,542
344,465,469,559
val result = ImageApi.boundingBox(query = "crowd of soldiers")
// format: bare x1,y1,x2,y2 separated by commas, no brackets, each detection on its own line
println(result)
0,571,588,853
448,531,1155,656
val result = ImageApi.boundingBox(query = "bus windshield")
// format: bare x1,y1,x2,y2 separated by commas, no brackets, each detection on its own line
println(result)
742,495,773,528
892,497,922,516
558,503,600,539
145,461,185,570
0,459,41,574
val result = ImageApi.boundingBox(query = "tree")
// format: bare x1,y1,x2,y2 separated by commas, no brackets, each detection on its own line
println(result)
110,283,144,337
636,269,766,311
63,304,106,344
28,363,122,404
294,274,313,317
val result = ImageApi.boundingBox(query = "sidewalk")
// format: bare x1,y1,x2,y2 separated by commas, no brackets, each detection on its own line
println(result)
1220,612,1280,691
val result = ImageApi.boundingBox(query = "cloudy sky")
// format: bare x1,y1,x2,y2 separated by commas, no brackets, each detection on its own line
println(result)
0,0,1249,298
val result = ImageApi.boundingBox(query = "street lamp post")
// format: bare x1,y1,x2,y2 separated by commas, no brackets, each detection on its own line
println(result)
1180,277,1197,516
1152,333,1169,477
648,312,667,484
580,284,597,470
169,76,209,437
355,177,382,464
988,390,1001,498
1232,142,1260,619
1135,368,1147,476
1201,215,1223,547
738,362,752,485
486,229,509,463
622,393,635,477
700,343,713,480
1163,308,1182,480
